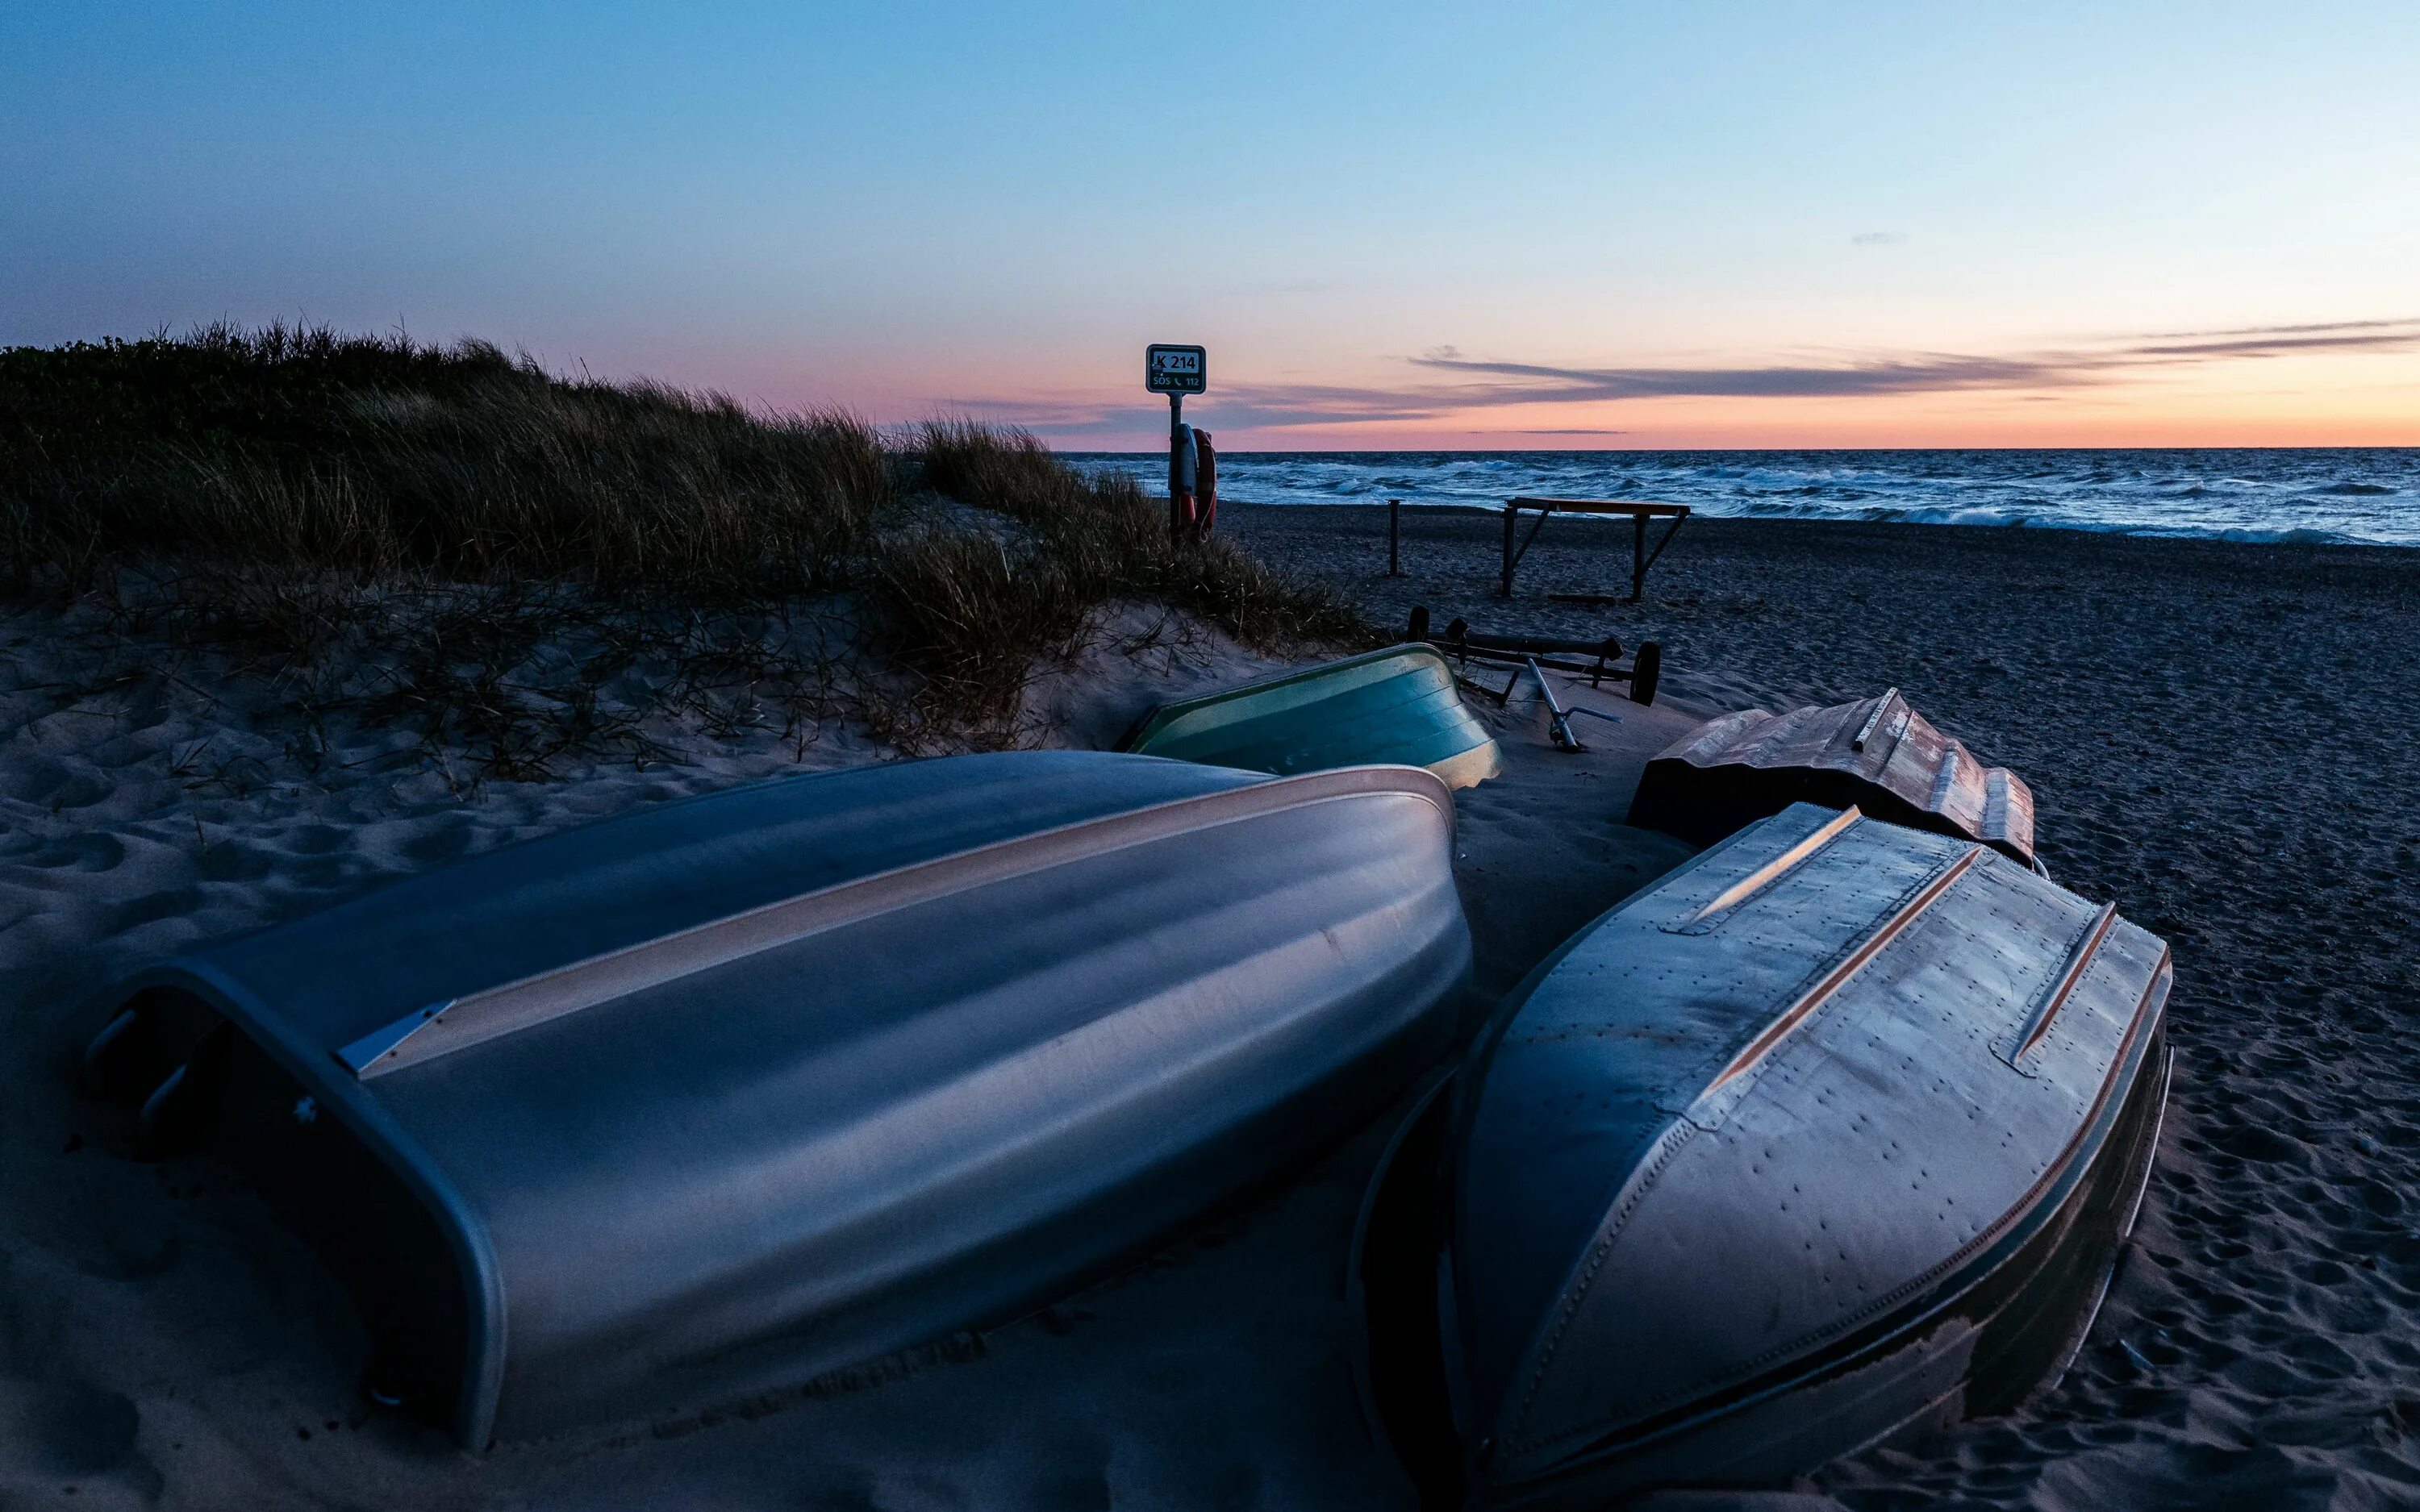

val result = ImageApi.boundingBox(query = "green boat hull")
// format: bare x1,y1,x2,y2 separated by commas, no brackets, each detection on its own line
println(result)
1121,644,1502,789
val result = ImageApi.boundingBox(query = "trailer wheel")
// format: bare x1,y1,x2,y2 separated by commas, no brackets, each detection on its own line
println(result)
1629,641,1663,705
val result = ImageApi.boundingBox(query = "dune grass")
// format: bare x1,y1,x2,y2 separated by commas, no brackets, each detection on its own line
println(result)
870,420,1361,735
0,325,1362,773
1,322,888,592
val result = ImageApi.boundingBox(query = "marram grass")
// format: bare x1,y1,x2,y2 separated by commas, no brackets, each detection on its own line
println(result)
1,324,1362,772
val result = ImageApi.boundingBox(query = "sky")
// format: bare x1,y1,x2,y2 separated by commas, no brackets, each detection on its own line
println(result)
6,2,2418,450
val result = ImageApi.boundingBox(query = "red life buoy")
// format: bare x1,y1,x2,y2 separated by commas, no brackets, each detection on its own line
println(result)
1169,423,1199,542
1193,429,1217,539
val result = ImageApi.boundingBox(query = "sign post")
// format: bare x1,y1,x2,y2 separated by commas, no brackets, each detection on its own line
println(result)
1145,344,1207,540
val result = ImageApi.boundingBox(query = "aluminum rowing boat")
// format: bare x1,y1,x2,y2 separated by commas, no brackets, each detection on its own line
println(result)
1355,802,2169,1506
1626,689,2037,868
1121,644,1503,789
83,752,1473,1446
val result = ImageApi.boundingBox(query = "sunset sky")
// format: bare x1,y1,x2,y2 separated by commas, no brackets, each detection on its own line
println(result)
7,2,2418,449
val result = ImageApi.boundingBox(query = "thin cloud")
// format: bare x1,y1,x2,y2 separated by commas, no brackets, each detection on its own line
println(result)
2134,316,2420,339
1850,231,1908,247
2122,323,2420,360
1410,316,2420,405
1408,351,2099,399
943,379,1459,436
945,314,2420,434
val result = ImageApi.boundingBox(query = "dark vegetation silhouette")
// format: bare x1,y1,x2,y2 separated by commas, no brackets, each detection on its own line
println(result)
0,324,1358,776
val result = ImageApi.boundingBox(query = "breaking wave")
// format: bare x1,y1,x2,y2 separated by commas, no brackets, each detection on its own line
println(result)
1067,448,2420,547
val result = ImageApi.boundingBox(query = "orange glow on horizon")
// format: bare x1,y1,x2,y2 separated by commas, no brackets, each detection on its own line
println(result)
823,345,2420,453
1191,406,2420,452
682,336,2420,452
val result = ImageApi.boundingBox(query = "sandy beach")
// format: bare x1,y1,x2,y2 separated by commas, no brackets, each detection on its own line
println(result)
1231,503,2420,1509
6,507,2418,1509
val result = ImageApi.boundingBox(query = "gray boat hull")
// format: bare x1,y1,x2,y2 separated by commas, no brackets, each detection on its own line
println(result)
1356,802,2171,1506
85,752,1473,1446
1628,689,2038,868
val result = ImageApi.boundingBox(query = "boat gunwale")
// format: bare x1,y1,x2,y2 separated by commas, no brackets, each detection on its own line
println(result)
2025,1037,2174,1405
1493,934,2173,1477
1487,998,2170,1499
92,954,514,1447
1426,739,1505,789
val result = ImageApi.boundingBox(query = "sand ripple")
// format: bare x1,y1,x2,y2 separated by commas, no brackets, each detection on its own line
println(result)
1233,505,2420,1509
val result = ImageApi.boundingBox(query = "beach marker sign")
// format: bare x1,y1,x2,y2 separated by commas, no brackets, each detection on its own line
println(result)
1146,344,1207,394
1150,343,1208,540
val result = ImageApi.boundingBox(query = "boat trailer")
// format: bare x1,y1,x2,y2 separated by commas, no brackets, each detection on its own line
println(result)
1521,656,1626,752
1408,605,1663,709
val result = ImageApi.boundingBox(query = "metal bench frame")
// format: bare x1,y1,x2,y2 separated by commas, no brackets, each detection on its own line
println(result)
1498,497,1692,602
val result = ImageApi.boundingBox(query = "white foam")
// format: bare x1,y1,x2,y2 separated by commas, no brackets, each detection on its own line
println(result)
1066,448,2420,548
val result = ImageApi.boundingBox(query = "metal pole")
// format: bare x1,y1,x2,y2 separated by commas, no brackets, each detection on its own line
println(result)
1526,657,1583,752
1388,499,1401,577
1168,393,1183,540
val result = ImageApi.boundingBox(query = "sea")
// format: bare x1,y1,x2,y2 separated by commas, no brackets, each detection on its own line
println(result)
1066,448,2420,548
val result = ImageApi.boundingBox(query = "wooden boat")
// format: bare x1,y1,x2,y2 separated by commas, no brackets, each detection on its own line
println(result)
1120,644,1502,789
1355,802,2171,1507
1626,689,2038,868
82,752,1472,1447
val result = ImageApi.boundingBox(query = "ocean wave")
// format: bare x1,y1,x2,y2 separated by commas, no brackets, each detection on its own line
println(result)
1065,448,2420,548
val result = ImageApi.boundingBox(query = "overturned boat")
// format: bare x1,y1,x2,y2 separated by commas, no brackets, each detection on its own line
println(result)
1627,689,2038,868
82,752,1472,1447
1120,644,1503,789
1356,802,2170,1507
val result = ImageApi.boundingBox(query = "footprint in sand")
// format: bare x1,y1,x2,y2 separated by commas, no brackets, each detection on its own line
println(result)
272,823,356,857
15,831,126,874
196,838,277,884
0,756,75,805
34,773,116,813
105,886,207,935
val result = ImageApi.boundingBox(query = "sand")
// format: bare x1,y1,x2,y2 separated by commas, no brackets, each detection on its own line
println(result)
6,507,2418,1509
1231,504,2420,1510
